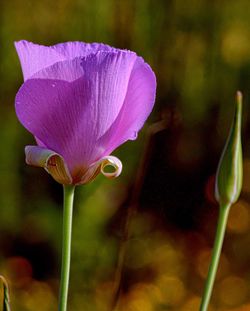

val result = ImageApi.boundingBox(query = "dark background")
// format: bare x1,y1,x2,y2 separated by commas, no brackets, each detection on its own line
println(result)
1,0,250,310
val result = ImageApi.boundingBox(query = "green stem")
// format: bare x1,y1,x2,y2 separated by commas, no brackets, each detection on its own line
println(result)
200,204,230,311
58,185,75,311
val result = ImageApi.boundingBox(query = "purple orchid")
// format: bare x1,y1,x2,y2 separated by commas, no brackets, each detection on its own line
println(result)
15,40,156,185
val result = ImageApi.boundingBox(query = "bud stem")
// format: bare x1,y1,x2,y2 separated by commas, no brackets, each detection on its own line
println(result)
199,203,230,311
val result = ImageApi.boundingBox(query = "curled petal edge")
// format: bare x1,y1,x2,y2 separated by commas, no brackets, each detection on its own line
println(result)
79,156,123,185
25,146,122,185
25,146,72,185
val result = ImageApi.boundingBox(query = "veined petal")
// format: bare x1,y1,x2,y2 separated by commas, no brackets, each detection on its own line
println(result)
15,41,65,81
79,155,122,185
99,57,156,155
15,40,117,81
15,51,137,175
31,58,85,81
25,146,72,184
15,41,157,187
53,41,115,59
79,51,137,139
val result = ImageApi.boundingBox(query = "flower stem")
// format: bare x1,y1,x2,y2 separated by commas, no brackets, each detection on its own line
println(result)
58,185,75,311
200,204,230,311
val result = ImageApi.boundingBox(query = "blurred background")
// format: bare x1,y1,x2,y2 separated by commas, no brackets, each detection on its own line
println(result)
1,0,250,310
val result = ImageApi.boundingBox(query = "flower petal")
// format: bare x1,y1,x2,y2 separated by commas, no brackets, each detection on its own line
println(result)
15,52,137,175
53,41,115,59
25,146,72,184
15,41,65,81
31,57,85,81
15,40,116,81
78,51,137,139
99,57,156,154
79,155,122,185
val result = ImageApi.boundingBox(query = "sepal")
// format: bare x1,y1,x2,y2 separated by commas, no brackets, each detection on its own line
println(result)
25,146,72,185
79,155,122,185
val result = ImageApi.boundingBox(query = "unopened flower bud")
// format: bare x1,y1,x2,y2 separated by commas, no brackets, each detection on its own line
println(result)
215,91,243,206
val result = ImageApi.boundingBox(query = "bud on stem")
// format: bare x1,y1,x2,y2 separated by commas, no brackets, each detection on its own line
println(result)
215,91,243,206
200,92,243,311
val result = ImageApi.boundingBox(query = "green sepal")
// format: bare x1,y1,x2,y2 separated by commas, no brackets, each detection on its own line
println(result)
0,276,11,311
215,91,243,206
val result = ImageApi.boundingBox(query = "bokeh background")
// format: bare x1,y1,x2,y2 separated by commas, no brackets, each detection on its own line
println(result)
1,0,250,310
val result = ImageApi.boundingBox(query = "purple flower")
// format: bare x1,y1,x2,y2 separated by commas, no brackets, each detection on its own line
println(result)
15,40,156,185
